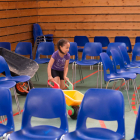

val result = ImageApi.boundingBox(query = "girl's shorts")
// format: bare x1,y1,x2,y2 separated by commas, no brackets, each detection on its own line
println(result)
51,69,64,80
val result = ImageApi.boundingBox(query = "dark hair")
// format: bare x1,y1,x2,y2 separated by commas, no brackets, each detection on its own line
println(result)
57,39,69,54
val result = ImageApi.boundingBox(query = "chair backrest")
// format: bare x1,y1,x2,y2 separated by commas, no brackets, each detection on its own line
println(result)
94,36,110,47
118,45,130,65
132,43,140,62
0,42,11,50
33,23,43,42
107,43,126,56
115,36,132,53
135,36,140,43
69,42,78,61
0,56,11,76
21,88,68,132
82,42,102,60
76,88,125,136
35,42,55,59
0,88,14,130
133,106,140,139
74,36,89,47
100,52,115,81
110,49,125,71
15,42,33,59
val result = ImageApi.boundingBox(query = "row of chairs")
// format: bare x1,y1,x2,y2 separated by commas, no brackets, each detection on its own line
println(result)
100,43,140,110
75,35,140,53
0,87,139,140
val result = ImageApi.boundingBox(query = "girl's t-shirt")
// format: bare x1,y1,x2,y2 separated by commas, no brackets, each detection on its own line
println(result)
51,50,70,71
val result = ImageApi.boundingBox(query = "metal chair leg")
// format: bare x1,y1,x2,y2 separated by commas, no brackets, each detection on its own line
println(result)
80,65,84,83
132,79,139,106
134,79,140,103
97,64,99,88
101,62,102,89
13,87,21,114
74,63,77,88
124,80,132,111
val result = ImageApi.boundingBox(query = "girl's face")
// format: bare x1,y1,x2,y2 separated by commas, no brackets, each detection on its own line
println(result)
60,42,70,54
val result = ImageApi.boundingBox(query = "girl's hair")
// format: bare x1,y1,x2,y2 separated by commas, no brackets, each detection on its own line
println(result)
57,39,69,54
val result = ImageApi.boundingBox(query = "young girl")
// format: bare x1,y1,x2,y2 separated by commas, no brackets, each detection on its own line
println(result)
47,39,70,89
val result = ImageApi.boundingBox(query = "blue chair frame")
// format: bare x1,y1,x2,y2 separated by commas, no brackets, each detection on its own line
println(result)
9,88,68,140
15,42,33,59
74,36,89,52
94,36,110,52
62,88,125,140
0,88,14,138
114,36,132,53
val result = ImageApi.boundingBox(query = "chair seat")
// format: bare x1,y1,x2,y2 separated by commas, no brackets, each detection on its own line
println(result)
105,72,136,82
35,58,50,64
0,75,30,83
76,60,100,66
0,124,13,137
0,81,16,88
62,128,124,140
9,125,66,140
124,62,140,68
78,48,83,52
117,68,140,75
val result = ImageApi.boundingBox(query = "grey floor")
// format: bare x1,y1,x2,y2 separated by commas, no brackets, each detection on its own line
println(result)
8,64,140,139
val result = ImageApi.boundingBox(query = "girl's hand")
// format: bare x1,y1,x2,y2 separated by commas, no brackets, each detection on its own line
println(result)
64,76,69,81
48,76,54,82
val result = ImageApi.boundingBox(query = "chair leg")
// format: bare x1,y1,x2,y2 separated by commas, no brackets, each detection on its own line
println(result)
112,81,117,90
80,65,84,83
119,80,124,90
78,65,82,83
72,63,74,84
134,79,140,103
75,63,77,88
35,72,39,81
97,63,99,88
124,80,132,111
106,81,109,89
132,79,139,106
13,87,21,114
101,62,102,89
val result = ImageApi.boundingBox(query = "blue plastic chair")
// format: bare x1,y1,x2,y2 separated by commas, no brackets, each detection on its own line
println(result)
110,49,140,105
0,42,11,50
33,23,53,43
68,42,78,83
135,36,140,43
115,36,132,53
69,42,78,64
74,36,89,52
110,49,140,75
131,106,140,140
35,42,54,64
100,52,136,110
118,45,140,68
132,43,140,64
94,36,110,52
62,88,125,140
15,42,33,59
0,88,15,137
0,56,30,113
106,42,126,56
9,88,68,140
75,42,102,88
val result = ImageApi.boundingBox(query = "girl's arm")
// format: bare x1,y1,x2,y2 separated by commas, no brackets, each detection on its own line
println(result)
47,57,55,81
64,59,70,81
